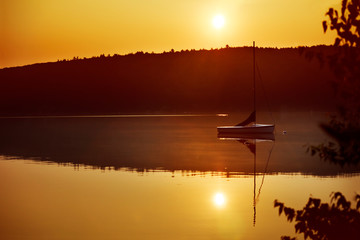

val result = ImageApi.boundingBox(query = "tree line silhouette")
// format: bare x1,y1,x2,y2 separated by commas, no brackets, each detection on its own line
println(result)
0,46,337,116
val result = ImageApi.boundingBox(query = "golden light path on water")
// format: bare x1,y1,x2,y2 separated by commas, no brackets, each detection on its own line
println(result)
0,158,359,239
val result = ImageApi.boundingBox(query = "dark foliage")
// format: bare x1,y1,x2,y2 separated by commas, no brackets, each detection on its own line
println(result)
322,0,360,47
274,192,360,240
309,0,360,166
308,116,360,166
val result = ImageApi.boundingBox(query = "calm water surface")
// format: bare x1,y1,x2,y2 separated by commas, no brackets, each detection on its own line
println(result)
0,112,359,239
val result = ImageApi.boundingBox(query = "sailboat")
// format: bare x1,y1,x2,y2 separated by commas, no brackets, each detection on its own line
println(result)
217,41,275,134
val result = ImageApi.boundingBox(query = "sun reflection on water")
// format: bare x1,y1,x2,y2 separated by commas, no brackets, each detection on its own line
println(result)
213,192,226,208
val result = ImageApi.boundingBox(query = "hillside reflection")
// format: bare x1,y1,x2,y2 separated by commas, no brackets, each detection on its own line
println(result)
0,115,359,176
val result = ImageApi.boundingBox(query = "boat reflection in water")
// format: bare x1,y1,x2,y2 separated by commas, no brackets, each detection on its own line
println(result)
218,132,275,226
217,132,275,141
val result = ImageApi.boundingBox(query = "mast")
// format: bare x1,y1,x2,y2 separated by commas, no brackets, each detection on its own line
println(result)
253,41,256,125
253,41,257,226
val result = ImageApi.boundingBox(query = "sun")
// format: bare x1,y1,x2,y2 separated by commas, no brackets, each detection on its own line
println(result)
212,15,225,29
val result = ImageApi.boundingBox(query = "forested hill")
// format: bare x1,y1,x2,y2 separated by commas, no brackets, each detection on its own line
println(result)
0,46,336,116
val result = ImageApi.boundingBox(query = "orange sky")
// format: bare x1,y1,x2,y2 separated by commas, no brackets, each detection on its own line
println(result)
1,0,339,68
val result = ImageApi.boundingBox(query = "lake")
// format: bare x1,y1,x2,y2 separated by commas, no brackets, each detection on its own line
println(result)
0,112,359,239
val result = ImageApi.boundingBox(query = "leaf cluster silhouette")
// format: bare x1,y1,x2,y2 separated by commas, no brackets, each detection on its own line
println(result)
274,192,360,240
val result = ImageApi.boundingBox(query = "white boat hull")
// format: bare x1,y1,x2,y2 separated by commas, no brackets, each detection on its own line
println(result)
217,124,275,134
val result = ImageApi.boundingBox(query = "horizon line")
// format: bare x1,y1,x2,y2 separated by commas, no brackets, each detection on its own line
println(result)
1,44,334,70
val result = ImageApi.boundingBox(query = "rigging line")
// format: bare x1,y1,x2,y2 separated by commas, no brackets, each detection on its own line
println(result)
255,141,275,203
255,62,276,128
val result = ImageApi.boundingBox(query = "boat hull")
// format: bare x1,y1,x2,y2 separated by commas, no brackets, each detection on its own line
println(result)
217,124,275,134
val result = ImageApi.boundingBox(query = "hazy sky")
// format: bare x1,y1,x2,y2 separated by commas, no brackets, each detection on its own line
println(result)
1,0,339,68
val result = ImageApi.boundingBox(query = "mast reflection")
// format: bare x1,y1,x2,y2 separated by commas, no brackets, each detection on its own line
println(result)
217,132,275,226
